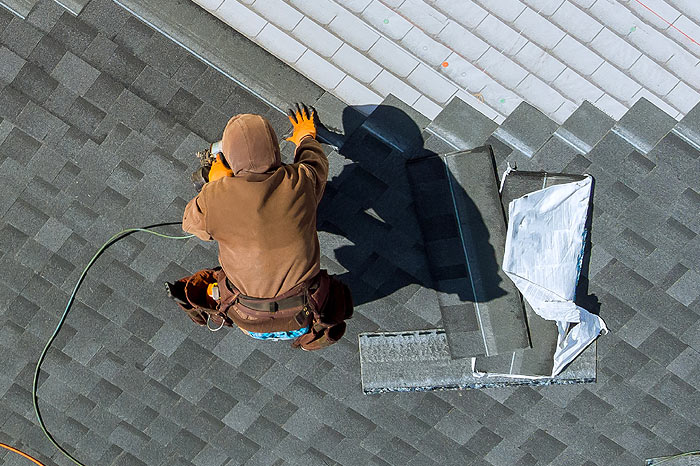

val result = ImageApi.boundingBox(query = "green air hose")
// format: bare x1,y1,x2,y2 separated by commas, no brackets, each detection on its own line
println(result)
32,223,194,466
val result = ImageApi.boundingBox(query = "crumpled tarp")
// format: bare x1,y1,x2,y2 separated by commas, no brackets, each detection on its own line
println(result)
502,175,607,376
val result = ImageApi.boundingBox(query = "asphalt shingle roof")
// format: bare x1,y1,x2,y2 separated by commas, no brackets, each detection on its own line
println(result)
0,1,699,465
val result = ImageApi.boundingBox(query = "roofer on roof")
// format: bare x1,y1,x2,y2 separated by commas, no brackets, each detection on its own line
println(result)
166,104,352,350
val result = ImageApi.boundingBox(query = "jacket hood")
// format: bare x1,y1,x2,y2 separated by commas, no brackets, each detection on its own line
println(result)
221,114,281,175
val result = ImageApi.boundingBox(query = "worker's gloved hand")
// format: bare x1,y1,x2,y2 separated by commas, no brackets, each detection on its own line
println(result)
208,153,233,182
286,103,316,147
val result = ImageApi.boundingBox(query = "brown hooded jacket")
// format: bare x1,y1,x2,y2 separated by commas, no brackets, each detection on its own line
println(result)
182,114,328,298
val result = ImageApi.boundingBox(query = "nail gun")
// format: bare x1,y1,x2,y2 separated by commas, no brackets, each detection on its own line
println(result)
191,140,223,192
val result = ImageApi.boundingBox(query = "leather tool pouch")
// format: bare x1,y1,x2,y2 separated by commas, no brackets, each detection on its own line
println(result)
169,268,231,326
291,271,354,351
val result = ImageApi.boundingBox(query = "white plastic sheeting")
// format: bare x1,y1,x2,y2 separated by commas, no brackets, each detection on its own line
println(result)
502,175,607,376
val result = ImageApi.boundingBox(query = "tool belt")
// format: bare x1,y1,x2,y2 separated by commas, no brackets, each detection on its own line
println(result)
215,270,317,334
170,268,353,350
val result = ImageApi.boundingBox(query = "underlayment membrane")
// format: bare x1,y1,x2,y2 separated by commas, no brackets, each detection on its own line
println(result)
359,329,596,394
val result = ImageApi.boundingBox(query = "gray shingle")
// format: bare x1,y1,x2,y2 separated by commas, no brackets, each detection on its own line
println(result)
494,101,558,157
519,429,566,463
360,94,430,152
172,53,207,89
109,89,157,131
0,86,29,120
81,31,118,66
191,67,237,107
167,428,207,460
112,452,146,466
11,61,58,102
50,51,100,95
0,45,26,84
64,96,106,136
1,17,43,59
675,102,700,148
0,223,29,256
49,12,98,55
109,420,150,453
78,0,131,38
426,96,497,150
465,427,503,457
122,306,163,341
0,5,12,31
137,32,189,77
377,436,419,465
44,83,79,118
165,88,203,125
102,45,146,86
211,429,260,462
530,135,581,172
17,102,67,143
113,16,154,53
26,0,67,33
131,65,179,109
187,103,230,142
638,328,689,367
238,349,276,380
558,100,615,152
0,126,40,163
613,97,676,155
27,34,66,73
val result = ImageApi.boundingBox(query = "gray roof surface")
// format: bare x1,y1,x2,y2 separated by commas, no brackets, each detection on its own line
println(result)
0,1,699,465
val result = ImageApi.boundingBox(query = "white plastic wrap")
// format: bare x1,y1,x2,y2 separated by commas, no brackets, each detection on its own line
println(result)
502,176,607,376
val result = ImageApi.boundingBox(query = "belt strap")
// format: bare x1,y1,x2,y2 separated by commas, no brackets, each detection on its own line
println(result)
239,294,306,312
227,277,307,312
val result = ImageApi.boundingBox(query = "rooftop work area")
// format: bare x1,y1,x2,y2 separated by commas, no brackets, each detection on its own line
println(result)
0,0,699,465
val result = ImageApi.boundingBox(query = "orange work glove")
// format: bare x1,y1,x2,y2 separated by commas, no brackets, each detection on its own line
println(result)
208,153,233,182
286,102,316,147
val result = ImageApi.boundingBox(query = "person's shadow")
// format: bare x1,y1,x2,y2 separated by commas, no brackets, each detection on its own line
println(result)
315,104,508,325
